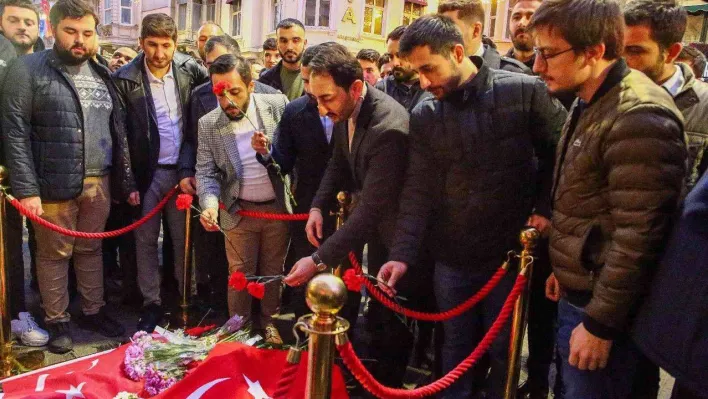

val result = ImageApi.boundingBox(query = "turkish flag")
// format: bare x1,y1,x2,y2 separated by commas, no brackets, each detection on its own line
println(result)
156,342,350,398
1,342,350,398
0,345,143,398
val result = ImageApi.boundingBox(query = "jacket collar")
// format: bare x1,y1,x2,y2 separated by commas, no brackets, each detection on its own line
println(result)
115,51,192,84
444,56,491,106
674,62,702,111
587,58,630,106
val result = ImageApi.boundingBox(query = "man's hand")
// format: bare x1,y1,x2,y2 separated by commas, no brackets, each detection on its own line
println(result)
251,131,271,155
200,208,220,232
527,214,551,236
305,210,323,247
179,177,197,195
20,196,43,216
283,256,318,287
128,191,140,206
376,261,408,297
545,273,561,302
569,323,613,371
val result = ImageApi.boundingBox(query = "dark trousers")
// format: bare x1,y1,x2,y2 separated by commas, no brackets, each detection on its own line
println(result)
102,202,138,299
434,261,516,399
192,210,228,309
6,204,25,318
526,238,558,393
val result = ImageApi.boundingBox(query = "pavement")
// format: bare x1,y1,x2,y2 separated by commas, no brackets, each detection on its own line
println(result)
7,225,676,398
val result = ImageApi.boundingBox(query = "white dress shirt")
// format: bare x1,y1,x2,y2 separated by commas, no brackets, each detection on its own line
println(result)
234,96,276,202
145,59,183,165
321,116,334,144
347,84,367,150
662,65,685,98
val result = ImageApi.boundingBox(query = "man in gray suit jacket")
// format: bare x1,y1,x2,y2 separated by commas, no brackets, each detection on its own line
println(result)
195,54,289,345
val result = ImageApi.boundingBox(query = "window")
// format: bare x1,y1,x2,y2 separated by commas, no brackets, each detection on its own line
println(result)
206,0,216,22
363,0,384,35
304,0,330,27
192,0,203,30
177,0,187,30
103,0,112,25
273,0,282,30
488,0,498,37
120,0,132,24
231,0,241,36
402,1,423,26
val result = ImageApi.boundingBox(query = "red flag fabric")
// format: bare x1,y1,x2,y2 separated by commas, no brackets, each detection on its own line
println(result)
0,345,143,398
1,342,349,398
156,342,350,398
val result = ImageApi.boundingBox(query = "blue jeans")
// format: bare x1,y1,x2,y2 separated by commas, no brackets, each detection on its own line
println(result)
434,262,515,399
557,299,640,399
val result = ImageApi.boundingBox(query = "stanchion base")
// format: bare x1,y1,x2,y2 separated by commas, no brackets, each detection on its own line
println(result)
14,350,44,371
167,306,202,329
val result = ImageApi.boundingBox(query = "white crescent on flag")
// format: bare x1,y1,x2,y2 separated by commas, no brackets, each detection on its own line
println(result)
185,378,230,399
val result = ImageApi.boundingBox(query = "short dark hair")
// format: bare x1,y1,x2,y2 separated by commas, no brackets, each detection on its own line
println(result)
529,0,624,60
302,42,338,68
263,37,277,51
399,14,464,58
678,44,707,78
0,0,40,23
205,34,241,56
377,53,391,70
623,0,686,52
49,0,98,29
140,13,178,42
438,0,485,24
308,42,363,90
387,25,407,42
276,18,305,33
209,53,252,84
356,48,380,64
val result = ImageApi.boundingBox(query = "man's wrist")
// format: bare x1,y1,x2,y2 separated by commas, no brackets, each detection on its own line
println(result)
310,208,322,215
311,252,327,272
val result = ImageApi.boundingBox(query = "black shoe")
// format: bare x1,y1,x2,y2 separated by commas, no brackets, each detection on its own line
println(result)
518,381,549,399
136,304,163,333
77,310,126,338
47,322,73,354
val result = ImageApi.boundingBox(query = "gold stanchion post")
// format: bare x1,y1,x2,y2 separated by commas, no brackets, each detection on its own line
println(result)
300,274,350,399
180,206,192,326
330,192,350,277
0,166,13,377
504,228,540,399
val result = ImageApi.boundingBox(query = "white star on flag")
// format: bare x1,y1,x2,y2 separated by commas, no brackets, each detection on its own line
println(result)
56,382,86,399
243,374,271,399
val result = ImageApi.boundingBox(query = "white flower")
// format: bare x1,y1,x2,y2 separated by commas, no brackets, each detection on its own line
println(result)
113,392,142,399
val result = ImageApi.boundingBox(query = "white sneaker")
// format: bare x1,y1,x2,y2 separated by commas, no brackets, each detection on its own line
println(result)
11,312,49,347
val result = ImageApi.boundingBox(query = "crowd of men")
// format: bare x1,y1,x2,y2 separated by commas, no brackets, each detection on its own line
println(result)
0,0,706,398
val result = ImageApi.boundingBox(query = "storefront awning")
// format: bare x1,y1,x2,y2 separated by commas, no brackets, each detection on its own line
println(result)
685,3,708,14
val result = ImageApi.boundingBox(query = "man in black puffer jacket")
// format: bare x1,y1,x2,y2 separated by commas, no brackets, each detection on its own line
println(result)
376,15,566,398
1,0,137,354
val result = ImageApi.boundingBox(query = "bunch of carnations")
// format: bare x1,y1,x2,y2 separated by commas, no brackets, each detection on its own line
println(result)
228,271,284,300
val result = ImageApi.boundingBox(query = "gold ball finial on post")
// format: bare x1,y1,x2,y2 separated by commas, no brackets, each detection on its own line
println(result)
0,165,8,186
306,274,348,317
519,227,540,250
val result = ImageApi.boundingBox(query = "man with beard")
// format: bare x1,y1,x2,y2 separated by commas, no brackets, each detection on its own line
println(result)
624,0,708,191
178,34,279,311
375,26,433,112
108,47,137,72
113,13,208,333
376,15,566,398
1,0,138,353
439,0,530,73
196,53,289,344
196,22,223,62
283,43,412,388
506,0,541,69
258,18,306,100
0,0,43,56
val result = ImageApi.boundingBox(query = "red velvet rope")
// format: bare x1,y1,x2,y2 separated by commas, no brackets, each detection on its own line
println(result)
236,209,309,221
337,274,527,399
348,252,508,322
7,187,179,239
272,359,300,399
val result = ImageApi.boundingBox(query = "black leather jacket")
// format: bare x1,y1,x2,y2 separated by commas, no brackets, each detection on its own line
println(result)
1,49,135,201
112,52,208,193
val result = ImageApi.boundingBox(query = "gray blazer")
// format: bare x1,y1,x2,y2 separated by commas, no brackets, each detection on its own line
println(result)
196,93,289,229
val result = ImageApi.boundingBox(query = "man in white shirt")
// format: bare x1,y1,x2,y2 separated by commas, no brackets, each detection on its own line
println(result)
624,0,708,191
113,13,208,333
196,54,290,344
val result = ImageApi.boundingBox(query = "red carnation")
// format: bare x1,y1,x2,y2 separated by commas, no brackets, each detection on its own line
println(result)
213,81,232,96
184,324,217,337
343,269,365,292
176,194,193,211
246,282,265,299
228,271,248,291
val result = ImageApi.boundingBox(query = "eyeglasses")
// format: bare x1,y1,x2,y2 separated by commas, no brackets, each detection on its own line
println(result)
533,47,577,63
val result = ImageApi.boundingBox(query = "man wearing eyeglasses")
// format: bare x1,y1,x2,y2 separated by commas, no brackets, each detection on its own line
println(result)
376,15,566,398
529,0,686,398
